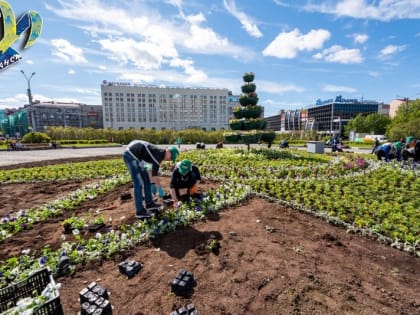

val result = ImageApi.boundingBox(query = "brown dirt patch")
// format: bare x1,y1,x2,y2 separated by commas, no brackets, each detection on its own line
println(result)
1,157,419,315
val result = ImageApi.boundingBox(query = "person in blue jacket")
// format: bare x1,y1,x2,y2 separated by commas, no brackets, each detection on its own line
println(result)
374,141,403,162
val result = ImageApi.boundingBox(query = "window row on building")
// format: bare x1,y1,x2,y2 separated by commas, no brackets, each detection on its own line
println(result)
101,82,235,130
0,102,103,138
265,96,389,135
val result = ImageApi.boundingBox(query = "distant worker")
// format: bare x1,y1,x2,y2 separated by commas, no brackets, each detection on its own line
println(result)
371,137,380,154
375,142,397,162
279,139,289,148
402,136,420,162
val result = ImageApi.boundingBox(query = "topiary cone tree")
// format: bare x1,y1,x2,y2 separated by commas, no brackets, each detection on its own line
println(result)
225,72,275,150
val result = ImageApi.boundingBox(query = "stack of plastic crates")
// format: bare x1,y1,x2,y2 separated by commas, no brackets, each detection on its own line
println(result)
0,268,63,315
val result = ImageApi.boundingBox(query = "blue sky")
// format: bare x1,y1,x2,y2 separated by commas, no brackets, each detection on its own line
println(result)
1,0,420,116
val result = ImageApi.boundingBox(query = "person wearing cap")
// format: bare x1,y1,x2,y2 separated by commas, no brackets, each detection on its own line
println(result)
374,141,401,162
402,136,420,162
170,159,201,204
123,140,179,219
393,139,404,161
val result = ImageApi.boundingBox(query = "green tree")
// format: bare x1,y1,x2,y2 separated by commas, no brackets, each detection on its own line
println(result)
21,132,51,143
224,72,275,149
344,113,391,135
364,113,391,134
387,99,420,140
344,114,367,134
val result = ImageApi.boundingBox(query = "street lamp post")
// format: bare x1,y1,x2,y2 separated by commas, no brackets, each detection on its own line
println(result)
21,70,37,131
21,70,35,105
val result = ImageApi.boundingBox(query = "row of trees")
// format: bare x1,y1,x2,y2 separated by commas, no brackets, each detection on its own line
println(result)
344,99,420,140
44,127,226,145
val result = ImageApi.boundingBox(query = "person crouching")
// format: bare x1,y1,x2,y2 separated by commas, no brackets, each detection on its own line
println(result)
170,159,201,204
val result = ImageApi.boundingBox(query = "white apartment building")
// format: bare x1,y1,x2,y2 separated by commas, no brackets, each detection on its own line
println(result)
101,81,232,130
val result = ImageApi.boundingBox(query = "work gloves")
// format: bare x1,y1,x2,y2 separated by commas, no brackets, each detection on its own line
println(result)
151,183,165,198
158,186,164,198
151,183,157,194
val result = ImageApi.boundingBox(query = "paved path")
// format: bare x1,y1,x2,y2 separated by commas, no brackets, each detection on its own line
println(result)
0,144,371,167
0,144,231,167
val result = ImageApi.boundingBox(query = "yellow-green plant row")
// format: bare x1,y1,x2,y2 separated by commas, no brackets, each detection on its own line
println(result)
0,159,126,183
1,147,419,293
181,148,419,249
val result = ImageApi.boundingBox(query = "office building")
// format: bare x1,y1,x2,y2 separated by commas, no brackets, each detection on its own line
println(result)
265,96,383,135
307,96,380,135
1,101,103,138
101,81,233,130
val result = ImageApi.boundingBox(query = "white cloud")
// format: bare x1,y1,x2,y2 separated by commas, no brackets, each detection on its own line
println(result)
323,84,357,93
379,44,406,59
313,45,363,64
182,13,257,60
169,58,208,83
45,1,251,59
223,0,263,38
351,33,368,44
368,71,380,78
165,0,183,9
50,39,88,63
184,14,230,50
273,0,290,8
0,94,28,108
258,80,305,94
263,28,330,59
68,69,76,75
262,99,302,116
305,0,420,21
46,0,255,84
39,84,100,96
98,37,176,70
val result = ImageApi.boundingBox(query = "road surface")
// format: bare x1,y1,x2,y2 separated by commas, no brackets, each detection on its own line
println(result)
0,144,371,167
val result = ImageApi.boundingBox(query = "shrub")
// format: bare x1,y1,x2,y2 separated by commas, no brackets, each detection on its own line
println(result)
21,132,51,143
242,72,255,82
224,134,240,143
239,94,259,106
229,119,244,130
260,131,276,144
241,83,256,94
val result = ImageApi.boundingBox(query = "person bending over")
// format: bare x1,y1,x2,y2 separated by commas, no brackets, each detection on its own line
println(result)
170,159,201,205
123,140,179,219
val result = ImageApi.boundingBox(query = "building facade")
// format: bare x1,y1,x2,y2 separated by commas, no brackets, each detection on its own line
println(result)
265,114,281,131
307,96,379,135
101,81,233,130
1,101,103,138
264,96,382,135
389,98,411,118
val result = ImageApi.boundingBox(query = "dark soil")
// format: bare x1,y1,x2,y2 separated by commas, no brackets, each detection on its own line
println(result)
0,157,419,315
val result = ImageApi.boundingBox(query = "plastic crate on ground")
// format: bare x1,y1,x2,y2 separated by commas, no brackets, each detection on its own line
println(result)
0,268,63,315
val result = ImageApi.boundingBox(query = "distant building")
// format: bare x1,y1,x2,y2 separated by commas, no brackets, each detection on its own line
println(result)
264,96,382,135
0,101,103,138
265,114,281,131
378,103,390,116
388,98,416,118
307,96,380,135
101,81,234,131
